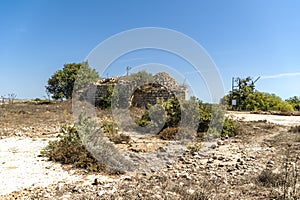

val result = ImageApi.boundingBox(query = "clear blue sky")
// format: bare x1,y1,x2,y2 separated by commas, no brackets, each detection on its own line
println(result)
1,0,300,101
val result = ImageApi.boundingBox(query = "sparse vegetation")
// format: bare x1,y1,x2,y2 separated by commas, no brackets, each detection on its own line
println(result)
101,121,131,144
289,125,300,133
257,148,300,199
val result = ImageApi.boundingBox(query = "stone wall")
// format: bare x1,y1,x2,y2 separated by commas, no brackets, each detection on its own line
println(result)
80,72,187,108
131,83,175,107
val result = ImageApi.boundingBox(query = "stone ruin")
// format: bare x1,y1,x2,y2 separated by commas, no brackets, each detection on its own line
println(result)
80,72,188,108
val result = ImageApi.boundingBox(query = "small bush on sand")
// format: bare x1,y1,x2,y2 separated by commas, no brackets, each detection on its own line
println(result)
42,114,133,174
41,124,105,172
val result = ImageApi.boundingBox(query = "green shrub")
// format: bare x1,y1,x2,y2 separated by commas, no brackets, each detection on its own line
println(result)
244,92,294,111
197,102,212,132
135,110,152,127
135,98,238,138
157,97,181,128
221,118,240,137
33,98,51,104
101,121,131,144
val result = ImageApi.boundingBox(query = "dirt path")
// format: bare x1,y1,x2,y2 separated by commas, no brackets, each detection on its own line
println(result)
226,111,300,126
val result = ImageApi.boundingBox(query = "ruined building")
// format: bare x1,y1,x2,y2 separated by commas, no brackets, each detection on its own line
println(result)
80,72,187,108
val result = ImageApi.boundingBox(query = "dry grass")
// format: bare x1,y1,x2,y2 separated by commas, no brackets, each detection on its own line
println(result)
0,100,72,137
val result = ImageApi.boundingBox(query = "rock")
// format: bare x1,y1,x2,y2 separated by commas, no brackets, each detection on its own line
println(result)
250,155,256,160
218,156,225,161
92,178,99,185
218,163,225,167
188,189,195,194
182,174,192,180
98,190,106,196
237,158,244,165
207,158,214,163
267,160,274,165
158,147,166,152
122,176,132,181
150,167,156,173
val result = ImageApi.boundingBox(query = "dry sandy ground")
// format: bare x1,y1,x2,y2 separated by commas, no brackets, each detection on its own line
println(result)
0,137,104,195
0,111,299,197
226,111,300,126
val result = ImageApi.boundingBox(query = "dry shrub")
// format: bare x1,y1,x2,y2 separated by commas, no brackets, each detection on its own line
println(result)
41,124,105,172
158,127,179,140
289,125,300,133
257,169,281,187
42,115,133,174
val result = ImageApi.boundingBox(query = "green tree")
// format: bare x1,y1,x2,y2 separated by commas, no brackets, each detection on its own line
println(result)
286,96,300,111
225,77,256,110
244,92,294,111
46,62,99,100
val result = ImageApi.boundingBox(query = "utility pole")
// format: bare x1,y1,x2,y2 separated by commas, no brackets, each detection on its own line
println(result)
126,66,131,76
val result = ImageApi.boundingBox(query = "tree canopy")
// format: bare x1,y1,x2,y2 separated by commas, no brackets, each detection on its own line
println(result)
46,62,99,100
286,96,300,111
224,77,295,111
